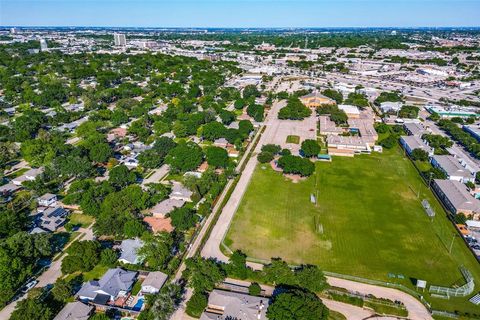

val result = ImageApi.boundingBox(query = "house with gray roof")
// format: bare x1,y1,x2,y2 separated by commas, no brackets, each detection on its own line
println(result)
432,179,480,218
200,289,269,320
170,181,193,202
39,207,68,232
77,268,137,302
431,155,476,183
141,271,168,294
53,301,93,320
149,198,185,218
118,238,144,265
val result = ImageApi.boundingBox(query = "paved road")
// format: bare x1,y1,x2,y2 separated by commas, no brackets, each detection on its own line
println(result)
0,225,94,320
201,100,286,262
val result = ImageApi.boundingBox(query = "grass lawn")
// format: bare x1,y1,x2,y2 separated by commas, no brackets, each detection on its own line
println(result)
68,213,94,228
286,135,300,144
225,146,480,313
83,264,109,281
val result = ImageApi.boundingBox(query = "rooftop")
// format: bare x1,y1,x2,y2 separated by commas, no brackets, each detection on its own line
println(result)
432,155,474,180
434,179,480,213
200,289,269,320
53,301,93,320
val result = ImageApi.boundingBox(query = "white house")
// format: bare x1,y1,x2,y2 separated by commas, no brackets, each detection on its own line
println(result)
141,271,168,294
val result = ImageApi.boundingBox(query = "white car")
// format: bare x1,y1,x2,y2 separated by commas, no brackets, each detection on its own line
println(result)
22,280,38,293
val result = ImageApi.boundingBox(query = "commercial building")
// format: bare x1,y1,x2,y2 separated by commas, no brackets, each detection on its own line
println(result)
299,92,336,108
40,39,48,51
114,33,127,46
319,116,344,135
380,101,403,113
338,104,360,118
427,106,479,118
463,125,480,142
200,289,269,320
403,122,427,137
432,179,480,218
399,135,433,156
327,135,370,157
431,155,476,183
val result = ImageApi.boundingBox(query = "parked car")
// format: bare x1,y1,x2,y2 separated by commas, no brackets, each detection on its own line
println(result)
22,279,38,293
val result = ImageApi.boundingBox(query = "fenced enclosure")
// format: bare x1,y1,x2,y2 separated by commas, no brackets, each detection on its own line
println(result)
429,267,474,298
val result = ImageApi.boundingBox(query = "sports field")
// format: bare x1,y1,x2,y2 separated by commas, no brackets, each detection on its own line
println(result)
225,147,480,312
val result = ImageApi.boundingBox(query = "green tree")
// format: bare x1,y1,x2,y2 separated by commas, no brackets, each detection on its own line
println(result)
170,207,198,231
301,139,320,157
294,265,328,292
109,164,137,188
51,278,73,303
242,85,260,100
61,240,101,274
321,89,343,104
185,257,226,293
123,219,146,238
205,146,229,168
165,141,204,172
267,288,329,320
257,151,274,163
89,142,113,163
100,248,118,267
201,121,226,141
10,298,52,320
411,148,429,161
186,291,207,318
277,155,315,176
247,104,265,122
278,97,312,120
138,232,173,271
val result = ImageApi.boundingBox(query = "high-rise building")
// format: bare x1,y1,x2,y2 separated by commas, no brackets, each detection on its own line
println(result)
10,27,17,34
39,39,48,51
114,33,126,46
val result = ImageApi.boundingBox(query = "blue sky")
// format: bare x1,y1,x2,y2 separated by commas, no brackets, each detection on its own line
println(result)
1,0,479,28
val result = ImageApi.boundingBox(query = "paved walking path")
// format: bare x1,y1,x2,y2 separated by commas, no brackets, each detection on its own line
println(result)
327,277,432,320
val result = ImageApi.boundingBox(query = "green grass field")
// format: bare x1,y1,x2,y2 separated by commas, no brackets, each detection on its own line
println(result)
225,146,480,313
286,135,300,144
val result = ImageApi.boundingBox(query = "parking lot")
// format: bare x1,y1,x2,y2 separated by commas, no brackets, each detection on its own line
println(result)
262,100,317,155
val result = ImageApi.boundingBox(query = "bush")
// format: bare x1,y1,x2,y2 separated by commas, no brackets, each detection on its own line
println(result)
379,135,397,149
186,291,208,318
249,282,262,296
258,151,274,163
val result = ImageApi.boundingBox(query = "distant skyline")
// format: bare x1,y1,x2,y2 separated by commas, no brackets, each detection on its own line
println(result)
1,0,480,28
